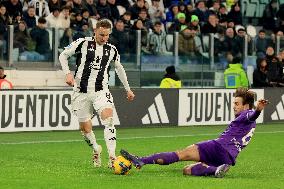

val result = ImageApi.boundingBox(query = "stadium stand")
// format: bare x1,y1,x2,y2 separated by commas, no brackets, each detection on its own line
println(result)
0,0,283,88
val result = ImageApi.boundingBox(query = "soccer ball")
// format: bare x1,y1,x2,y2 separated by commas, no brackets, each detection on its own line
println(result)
113,156,132,175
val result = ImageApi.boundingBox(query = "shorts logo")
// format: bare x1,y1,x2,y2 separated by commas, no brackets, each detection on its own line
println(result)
109,128,115,133
106,93,112,103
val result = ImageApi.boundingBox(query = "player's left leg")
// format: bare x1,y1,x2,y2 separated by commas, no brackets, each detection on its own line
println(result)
183,163,230,178
94,90,116,168
120,149,179,168
72,92,102,167
141,144,200,164
100,107,116,168
183,162,217,176
120,144,200,168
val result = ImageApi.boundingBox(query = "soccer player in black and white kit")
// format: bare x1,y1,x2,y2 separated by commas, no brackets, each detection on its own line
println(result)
59,19,135,168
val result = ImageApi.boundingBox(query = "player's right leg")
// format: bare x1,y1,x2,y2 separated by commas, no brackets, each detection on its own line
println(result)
80,121,102,167
183,141,232,177
215,164,231,178
120,145,200,168
72,92,101,167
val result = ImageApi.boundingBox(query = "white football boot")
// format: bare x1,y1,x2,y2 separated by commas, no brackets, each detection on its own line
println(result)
215,164,230,178
92,145,102,167
108,156,116,169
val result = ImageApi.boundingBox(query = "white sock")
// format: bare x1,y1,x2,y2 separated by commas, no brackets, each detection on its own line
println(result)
103,117,116,158
82,131,100,151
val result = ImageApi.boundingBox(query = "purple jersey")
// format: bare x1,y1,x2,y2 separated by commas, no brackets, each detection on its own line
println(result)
215,109,261,162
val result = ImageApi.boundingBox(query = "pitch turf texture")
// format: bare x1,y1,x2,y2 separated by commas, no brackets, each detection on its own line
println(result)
1,124,284,189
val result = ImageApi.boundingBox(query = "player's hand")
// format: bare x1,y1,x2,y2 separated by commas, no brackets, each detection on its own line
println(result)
255,99,269,111
66,73,74,86
127,90,135,101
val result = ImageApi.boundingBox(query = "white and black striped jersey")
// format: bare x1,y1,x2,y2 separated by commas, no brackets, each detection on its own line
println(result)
59,37,130,93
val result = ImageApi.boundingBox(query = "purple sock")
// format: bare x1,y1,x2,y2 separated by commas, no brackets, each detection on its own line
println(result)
139,152,179,165
191,163,217,176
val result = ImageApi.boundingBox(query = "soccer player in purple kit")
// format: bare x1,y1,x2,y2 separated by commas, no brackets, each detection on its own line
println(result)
120,87,269,178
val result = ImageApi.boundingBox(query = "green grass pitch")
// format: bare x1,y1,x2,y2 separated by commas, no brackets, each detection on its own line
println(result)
0,123,284,189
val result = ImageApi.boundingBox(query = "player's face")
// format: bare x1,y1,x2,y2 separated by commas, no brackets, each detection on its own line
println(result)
233,97,248,116
0,6,6,15
95,27,110,45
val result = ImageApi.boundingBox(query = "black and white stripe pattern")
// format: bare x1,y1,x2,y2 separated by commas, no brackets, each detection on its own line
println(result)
60,37,118,93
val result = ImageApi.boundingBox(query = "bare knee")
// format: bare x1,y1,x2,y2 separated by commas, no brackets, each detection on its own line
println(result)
80,120,92,133
100,108,113,121
176,144,200,161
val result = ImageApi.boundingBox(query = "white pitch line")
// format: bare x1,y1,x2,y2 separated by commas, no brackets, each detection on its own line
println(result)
1,130,284,145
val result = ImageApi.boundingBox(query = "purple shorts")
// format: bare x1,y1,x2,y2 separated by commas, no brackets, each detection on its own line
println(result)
196,140,234,167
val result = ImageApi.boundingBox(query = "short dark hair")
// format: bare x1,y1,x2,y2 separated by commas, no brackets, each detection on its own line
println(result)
232,56,242,64
186,25,197,31
38,17,47,24
116,19,124,24
234,87,255,109
0,66,4,70
96,19,112,29
61,5,71,11
52,7,60,12
259,29,265,34
166,66,176,74
27,6,35,9
124,11,131,16
154,21,162,26
81,8,89,14
139,9,147,13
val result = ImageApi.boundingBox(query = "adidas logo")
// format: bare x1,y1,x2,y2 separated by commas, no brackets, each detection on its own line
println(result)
141,93,169,124
271,94,284,120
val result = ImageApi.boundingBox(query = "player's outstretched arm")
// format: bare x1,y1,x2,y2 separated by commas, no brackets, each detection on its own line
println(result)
112,47,135,101
247,99,269,121
114,60,135,101
255,99,269,112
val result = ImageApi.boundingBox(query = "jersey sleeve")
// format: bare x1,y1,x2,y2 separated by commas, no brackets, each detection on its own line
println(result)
59,38,85,75
246,110,261,122
113,47,131,91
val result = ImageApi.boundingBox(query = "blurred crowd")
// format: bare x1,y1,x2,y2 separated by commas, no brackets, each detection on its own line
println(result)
0,0,283,88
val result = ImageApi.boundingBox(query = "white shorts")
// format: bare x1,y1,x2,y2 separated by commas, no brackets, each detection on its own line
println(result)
71,90,114,122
